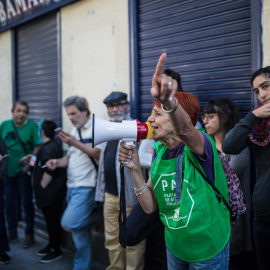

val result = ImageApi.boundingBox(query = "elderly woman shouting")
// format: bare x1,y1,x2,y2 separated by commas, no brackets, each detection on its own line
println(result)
118,53,231,270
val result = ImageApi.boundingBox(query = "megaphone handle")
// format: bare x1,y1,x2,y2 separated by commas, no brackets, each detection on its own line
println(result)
124,141,136,147
122,141,135,164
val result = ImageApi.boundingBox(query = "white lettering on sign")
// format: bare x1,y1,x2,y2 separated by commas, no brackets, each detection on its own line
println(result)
171,179,176,190
14,0,27,14
6,0,16,19
161,179,176,191
164,193,174,198
0,0,56,25
28,0,39,9
162,180,168,191
0,2,6,22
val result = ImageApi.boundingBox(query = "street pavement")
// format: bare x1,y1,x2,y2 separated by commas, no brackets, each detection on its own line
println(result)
3,223,107,270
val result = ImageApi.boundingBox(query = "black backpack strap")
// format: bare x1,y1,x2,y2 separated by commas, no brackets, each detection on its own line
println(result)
77,129,99,172
12,121,28,155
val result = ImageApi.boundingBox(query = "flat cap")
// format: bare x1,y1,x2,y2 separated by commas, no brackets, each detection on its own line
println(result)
103,91,128,104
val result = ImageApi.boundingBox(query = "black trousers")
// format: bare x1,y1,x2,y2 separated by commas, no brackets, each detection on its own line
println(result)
0,179,9,253
41,198,64,252
253,216,270,270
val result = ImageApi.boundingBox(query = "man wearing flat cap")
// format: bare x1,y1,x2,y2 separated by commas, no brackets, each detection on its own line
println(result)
102,91,129,122
96,91,145,270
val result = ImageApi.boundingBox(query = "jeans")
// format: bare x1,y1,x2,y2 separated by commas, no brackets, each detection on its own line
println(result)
2,171,34,237
61,186,99,270
166,242,230,270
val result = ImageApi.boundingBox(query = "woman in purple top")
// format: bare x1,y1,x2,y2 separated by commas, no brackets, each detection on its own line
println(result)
119,53,230,269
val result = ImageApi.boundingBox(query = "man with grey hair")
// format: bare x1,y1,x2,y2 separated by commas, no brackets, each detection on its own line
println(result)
95,92,145,270
46,96,102,270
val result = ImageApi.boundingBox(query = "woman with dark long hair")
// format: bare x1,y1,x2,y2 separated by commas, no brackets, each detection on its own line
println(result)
223,67,270,270
203,98,256,269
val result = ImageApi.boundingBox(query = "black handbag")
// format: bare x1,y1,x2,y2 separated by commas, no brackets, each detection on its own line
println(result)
126,201,162,246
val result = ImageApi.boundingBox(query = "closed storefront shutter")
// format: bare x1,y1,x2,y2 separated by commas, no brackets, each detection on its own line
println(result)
134,0,254,121
15,12,61,231
16,12,61,126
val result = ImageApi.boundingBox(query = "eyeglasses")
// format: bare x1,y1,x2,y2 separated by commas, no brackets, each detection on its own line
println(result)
107,102,127,109
201,113,218,121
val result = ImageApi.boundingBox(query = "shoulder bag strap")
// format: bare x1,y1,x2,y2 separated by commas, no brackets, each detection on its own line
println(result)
175,153,184,203
12,121,28,155
118,163,127,248
186,153,233,217
77,129,98,172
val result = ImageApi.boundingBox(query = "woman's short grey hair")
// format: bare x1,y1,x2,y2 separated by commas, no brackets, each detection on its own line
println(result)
63,96,91,117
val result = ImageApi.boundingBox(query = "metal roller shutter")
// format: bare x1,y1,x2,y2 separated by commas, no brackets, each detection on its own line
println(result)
15,12,61,231
135,0,254,121
15,12,61,126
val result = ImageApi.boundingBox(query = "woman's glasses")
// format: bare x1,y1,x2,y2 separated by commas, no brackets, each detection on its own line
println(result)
202,113,218,121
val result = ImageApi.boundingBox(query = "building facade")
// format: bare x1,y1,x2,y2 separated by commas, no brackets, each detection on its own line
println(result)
0,0,269,124
0,0,129,130
0,0,269,262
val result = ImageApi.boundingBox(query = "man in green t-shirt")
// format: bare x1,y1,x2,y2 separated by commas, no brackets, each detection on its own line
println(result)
0,101,40,248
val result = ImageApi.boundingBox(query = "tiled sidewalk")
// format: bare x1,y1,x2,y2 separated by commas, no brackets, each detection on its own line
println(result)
3,224,107,270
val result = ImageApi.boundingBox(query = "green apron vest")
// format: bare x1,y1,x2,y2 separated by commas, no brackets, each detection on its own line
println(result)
151,134,230,262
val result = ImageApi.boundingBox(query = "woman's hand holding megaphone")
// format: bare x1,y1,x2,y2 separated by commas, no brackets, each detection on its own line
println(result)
118,141,140,170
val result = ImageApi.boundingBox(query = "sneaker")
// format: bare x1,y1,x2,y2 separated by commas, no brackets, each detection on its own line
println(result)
23,235,35,248
0,252,11,264
36,246,51,256
40,250,63,264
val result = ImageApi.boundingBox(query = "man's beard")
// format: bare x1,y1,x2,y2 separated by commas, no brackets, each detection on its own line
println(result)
109,112,127,122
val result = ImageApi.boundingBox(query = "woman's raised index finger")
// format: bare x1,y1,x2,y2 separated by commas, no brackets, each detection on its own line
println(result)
154,53,167,77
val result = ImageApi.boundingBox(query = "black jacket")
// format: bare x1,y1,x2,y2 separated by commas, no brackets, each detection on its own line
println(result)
222,112,270,223
33,139,67,208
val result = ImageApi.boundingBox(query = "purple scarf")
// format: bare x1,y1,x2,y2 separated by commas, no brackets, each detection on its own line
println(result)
249,105,270,146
